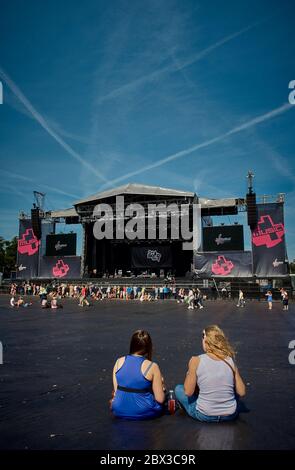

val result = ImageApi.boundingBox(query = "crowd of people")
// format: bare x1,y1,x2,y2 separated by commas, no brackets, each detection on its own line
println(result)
9,282,182,307
177,288,204,309
9,282,208,310
235,288,289,310
9,282,177,301
10,282,63,309
9,282,181,310
8,282,290,311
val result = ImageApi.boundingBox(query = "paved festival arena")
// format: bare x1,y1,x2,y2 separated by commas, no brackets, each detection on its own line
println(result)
0,296,294,450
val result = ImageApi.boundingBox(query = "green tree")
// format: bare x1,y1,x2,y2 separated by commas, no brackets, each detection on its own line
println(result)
0,236,18,277
0,237,5,271
5,237,18,274
289,261,295,274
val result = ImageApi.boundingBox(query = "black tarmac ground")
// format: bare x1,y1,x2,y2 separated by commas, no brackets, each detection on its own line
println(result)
0,295,294,450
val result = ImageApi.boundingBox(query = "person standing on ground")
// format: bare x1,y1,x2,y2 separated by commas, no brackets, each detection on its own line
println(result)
79,285,90,307
280,288,289,311
236,289,245,308
221,287,227,299
195,288,204,309
187,288,195,310
265,290,273,310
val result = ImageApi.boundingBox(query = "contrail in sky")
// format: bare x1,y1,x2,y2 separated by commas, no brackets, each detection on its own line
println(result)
0,168,80,199
97,21,263,104
101,102,294,188
0,67,108,183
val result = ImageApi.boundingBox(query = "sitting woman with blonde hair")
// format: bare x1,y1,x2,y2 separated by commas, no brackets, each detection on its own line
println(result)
175,325,246,422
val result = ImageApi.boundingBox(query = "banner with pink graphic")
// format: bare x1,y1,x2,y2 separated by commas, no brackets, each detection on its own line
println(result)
251,203,288,277
39,256,81,279
17,219,40,278
194,251,252,277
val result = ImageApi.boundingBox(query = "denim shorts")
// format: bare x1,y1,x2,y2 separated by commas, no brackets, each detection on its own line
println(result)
194,408,238,422
175,384,238,422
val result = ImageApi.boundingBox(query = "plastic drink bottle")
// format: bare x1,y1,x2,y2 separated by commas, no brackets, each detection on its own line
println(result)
168,390,176,414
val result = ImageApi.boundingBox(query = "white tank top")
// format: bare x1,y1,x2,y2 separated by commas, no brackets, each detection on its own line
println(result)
196,354,237,416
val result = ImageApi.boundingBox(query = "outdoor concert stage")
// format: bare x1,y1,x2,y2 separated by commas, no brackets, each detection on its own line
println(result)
16,182,289,282
0,296,294,450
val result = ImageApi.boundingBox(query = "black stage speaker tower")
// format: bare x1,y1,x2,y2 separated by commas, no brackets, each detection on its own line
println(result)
31,207,42,239
246,192,257,229
246,171,257,229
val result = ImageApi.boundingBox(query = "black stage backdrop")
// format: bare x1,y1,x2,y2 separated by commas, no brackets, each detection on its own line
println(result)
39,256,81,279
194,251,252,277
46,233,77,256
17,219,40,279
251,203,288,277
131,246,172,268
203,225,244,251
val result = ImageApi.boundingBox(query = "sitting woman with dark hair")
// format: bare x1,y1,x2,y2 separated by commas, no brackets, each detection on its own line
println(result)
111,330,165,420
175,325,246,422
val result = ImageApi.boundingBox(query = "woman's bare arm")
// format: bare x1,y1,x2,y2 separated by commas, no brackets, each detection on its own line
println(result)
184,356,199,396
112,361,118,393
112,357,125,394
151,364,165,404
235,367,246,397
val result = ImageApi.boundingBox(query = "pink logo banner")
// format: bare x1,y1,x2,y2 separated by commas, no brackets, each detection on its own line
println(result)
211,255,234,276
252,215,285,249
52,259,70,278
18,228,40,256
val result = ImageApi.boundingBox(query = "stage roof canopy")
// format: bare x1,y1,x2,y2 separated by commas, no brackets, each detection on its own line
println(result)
199,197,244,216
49,207,78,218
73,183,195,206
48,184,244,219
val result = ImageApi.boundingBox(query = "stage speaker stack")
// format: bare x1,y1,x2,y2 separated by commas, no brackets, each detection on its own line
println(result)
246,192,257,229
31,207,42,239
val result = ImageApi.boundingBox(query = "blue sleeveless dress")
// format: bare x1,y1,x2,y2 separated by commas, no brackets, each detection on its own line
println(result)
111,355,163,420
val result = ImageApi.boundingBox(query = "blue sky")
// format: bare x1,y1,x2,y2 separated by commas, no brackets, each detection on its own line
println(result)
0,0,294,257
